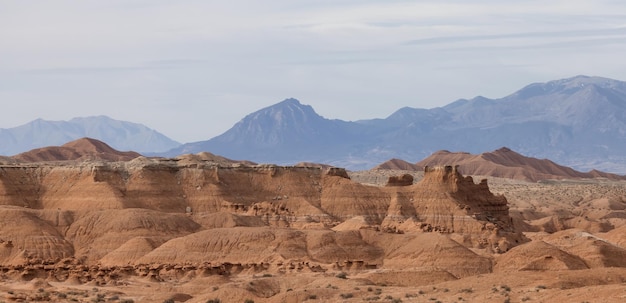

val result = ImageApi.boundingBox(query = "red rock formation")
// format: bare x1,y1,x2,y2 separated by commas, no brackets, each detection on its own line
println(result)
12,137,141,162
0,159,519,269
372,147,626,182
385,174,414,186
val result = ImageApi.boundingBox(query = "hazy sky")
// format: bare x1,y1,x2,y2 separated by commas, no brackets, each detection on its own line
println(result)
2,1,626,143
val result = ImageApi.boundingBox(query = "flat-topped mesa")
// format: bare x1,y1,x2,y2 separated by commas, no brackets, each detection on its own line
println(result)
423,165,462,183
422,164,495,193
325,167,350,179
385,174,414,187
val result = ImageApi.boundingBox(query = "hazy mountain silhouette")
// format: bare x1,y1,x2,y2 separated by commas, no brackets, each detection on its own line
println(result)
0,116,180,155
4,76,625,172
171,98,364,165
167,76,626,172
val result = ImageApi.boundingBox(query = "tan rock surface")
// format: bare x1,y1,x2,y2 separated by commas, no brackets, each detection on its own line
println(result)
0,150,626,302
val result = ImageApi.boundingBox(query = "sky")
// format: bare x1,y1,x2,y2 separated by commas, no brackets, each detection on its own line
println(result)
2,0,626,143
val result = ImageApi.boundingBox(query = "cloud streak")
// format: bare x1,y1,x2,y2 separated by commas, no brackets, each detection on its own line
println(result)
1,1,626,142
405,27,626,45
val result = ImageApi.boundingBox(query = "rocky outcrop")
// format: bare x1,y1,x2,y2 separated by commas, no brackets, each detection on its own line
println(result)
379,165,518,252
0,159,519,267
418,165,511,232
385,174,414,186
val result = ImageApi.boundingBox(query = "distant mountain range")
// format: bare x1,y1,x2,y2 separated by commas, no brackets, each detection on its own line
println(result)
0,116,180,155
3,75,626,173
169,75,626,173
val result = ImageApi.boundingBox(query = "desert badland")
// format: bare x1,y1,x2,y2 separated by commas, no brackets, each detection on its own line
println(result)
0,138,625,302
5,0,626,299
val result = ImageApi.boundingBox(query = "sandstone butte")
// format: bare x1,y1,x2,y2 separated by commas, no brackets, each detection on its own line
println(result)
0,139,626,302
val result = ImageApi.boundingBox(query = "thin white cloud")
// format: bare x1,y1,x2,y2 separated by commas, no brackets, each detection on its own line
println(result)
1,0,626,142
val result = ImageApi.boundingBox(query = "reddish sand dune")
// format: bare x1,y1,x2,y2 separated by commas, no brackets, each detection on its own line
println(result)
540,229,626,268
12,137,141,162
413,147,626,182
373,158,421,170
494,240,589,272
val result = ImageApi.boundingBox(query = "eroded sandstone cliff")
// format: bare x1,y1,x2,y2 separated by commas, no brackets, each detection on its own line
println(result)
0,159,520,284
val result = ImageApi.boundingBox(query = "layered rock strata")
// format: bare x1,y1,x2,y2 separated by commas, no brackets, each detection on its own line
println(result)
0,160,518,278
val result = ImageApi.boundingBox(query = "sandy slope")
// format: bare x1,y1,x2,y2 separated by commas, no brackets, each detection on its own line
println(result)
1,156,626,302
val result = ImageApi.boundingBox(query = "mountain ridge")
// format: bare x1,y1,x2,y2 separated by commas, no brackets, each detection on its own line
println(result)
4,75,626,173
170,98,361,164
0,115,180,156
167,75,626,172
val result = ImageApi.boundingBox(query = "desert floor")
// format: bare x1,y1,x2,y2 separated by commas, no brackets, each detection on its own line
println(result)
1,169,626,303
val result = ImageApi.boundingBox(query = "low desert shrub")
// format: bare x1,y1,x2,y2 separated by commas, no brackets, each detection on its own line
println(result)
340,293,354,299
